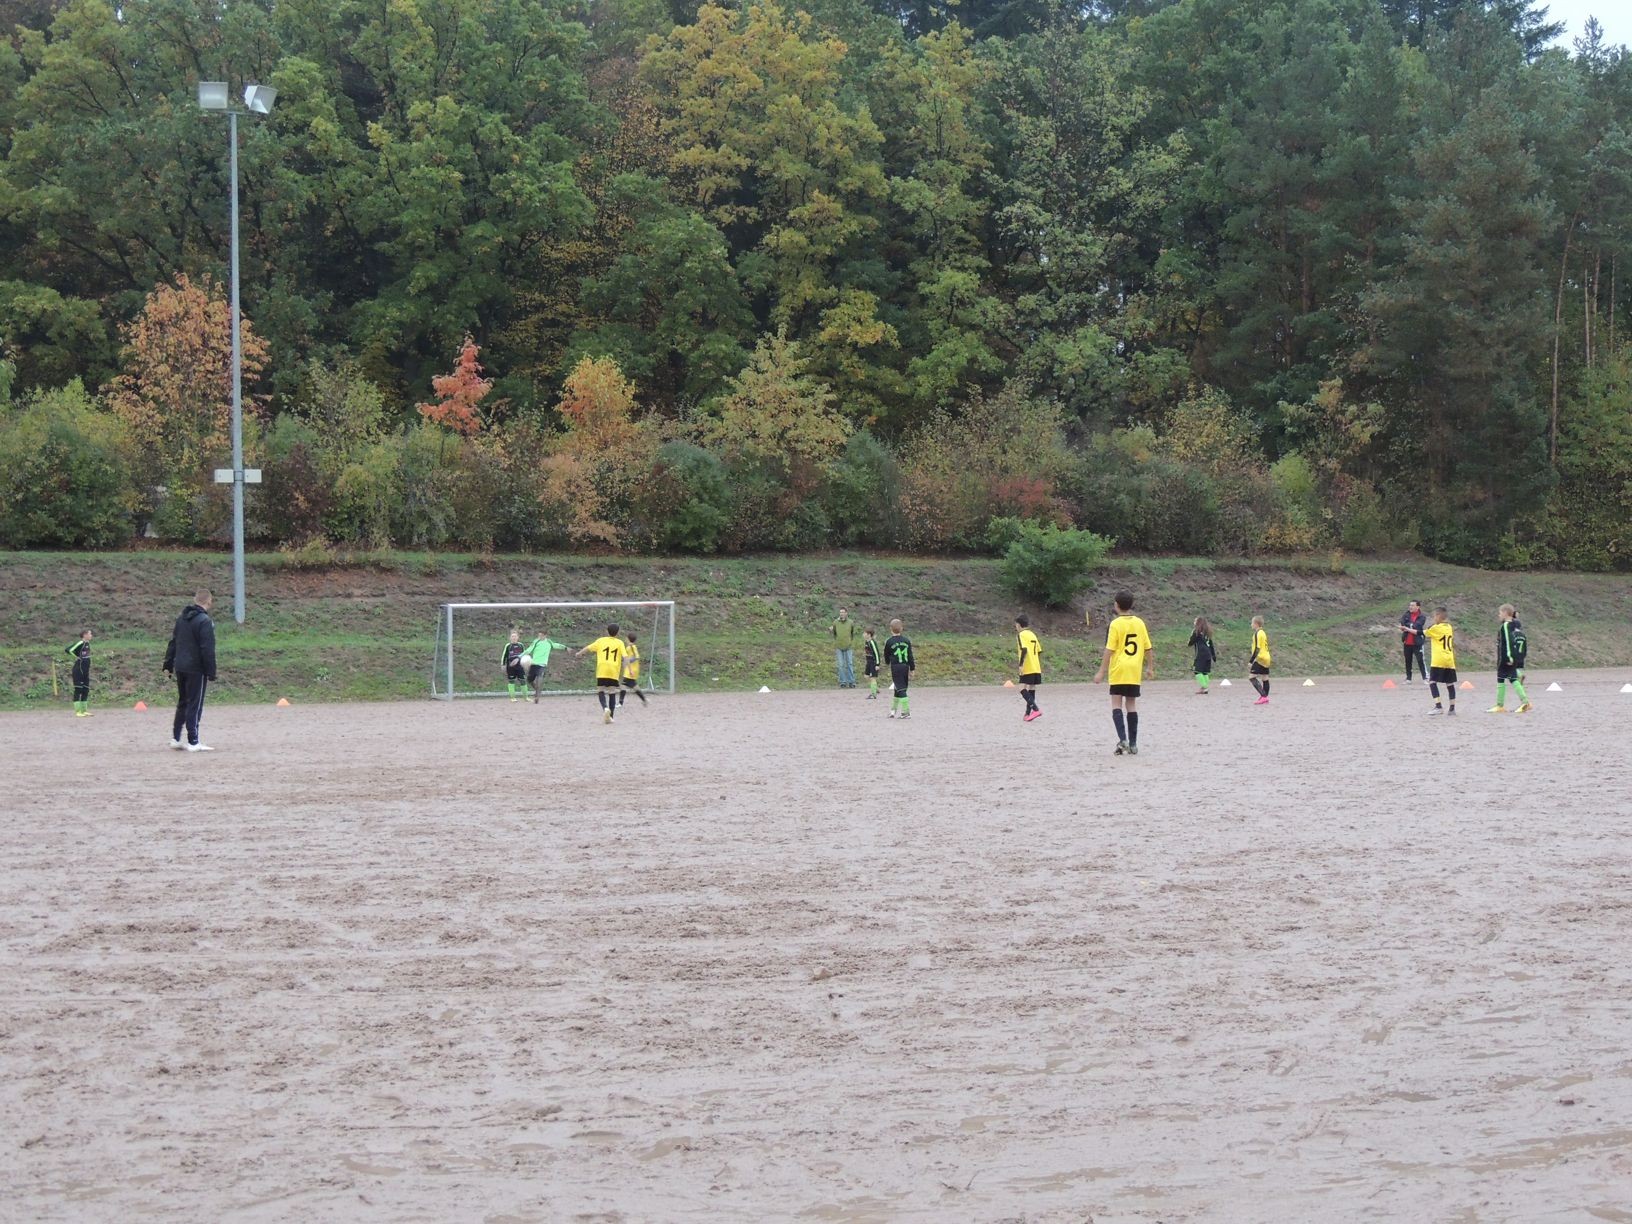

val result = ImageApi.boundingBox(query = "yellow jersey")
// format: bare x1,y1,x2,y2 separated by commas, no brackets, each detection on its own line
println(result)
1017,628,1042,675
1251,628,1272,668
1425,621,1456,669
587,635,626,681
622,641,641,681
1104,614,1152,686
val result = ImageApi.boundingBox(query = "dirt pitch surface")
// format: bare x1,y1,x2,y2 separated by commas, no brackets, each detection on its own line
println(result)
5,671,1632,1222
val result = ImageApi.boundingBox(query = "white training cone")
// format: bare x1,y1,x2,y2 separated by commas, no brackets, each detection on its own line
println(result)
758,685,771,693
1303,679,1315,687
1219,678,1232,687
1546,681,1563,692
1621,683,1632,694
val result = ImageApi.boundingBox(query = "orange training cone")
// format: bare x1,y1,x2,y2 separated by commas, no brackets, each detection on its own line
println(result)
1382,679,1396,690
1460,680,1473,690
1003,679,1015,688
276,697,291,707
133,701,147,711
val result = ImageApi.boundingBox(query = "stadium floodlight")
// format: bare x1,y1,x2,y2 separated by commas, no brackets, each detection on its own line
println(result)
196,77,277,624
432,601,677,700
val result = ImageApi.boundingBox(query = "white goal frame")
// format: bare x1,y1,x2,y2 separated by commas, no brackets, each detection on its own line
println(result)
432,600,676,700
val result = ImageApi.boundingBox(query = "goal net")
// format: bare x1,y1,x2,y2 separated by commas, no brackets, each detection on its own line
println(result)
431,601,675,699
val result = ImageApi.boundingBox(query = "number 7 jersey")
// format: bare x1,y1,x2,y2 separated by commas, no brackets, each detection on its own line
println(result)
1105,614,1153,687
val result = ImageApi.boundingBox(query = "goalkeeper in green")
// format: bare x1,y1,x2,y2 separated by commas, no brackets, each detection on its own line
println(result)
523,630,570,703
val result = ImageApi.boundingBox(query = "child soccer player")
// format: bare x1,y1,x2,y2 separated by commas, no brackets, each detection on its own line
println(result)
1188,617,1216,694
862,628,882,699
523,630,570,703
1015,615,1042,721
501,629,527,701
1424,606,1458,716
1248,616,1272,705
576,624,626,724
883,619,915,719
1489,604,1531,714
64,629,93,716
1093,592,1154,756
620,632,648,707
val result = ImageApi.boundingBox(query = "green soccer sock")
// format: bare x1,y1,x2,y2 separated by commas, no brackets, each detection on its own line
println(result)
73,700,82,714
900,694,910,714
1511,677,1528,703
869,677,878,696
1198,673,1210,690
506,682,515,698
1494,681,1507,706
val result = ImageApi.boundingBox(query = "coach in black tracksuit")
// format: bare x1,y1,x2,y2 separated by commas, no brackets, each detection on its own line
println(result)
164,590,217,751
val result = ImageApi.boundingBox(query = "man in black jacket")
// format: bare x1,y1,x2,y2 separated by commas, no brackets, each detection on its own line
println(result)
164,590,218,752
1398,600,1427,684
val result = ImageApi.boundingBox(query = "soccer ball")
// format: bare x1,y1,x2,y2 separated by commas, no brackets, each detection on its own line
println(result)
519,654,533,668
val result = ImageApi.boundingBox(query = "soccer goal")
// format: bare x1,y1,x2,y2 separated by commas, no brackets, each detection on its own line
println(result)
431,601,675,700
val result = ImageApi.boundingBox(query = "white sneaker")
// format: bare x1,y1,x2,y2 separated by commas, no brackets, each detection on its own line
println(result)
186,742,215,752
1427,707,1443,716
169,739,184,750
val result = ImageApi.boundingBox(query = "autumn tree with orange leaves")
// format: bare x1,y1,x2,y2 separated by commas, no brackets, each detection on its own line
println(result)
418,336,492,437
107,273,269,501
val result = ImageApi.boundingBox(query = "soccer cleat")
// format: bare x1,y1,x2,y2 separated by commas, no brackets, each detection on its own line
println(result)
1024,709,1042,722
186,742,215,752
1253,696,1269,705
1487,705,1508,714
900,711,910,719
1114,741,1128,756
1447,708,1457,716
888,711,897,719
1428,706,1443,716
1128,744,1139,755
1516,702,1532,714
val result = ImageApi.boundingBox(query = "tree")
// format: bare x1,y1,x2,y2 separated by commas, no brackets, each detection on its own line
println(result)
106,273,268,500
705,329,849,488
418,335,492,437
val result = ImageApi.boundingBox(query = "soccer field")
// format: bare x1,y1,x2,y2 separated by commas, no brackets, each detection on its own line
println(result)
5,674,1631,1221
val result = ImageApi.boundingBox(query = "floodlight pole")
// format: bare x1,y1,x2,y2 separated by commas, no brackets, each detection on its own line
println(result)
228,107,245,626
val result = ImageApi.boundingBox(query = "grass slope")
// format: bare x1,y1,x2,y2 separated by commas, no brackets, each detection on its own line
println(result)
2,549,1628,710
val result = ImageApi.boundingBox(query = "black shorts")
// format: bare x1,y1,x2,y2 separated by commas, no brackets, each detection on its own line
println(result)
864,659,878,677
621,677,638,689
1249,662,1270,676
1430,666,1457,684
507,662,526,681
1109,683,1141,698
890,665,911,693
596,678,621,689
1019,672,1041,687
1497,664,1519,681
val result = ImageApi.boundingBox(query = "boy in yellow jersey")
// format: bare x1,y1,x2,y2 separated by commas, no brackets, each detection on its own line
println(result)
619,631,648,707
1248,616,1272,705
576,623,627,724
1424,606,1459,716
1015,615,1043,722
1092,591,1154,756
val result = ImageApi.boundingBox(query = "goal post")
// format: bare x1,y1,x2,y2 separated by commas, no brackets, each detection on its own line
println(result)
431,600,676,700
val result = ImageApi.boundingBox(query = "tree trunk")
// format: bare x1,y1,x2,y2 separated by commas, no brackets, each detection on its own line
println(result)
1551,214,1579,466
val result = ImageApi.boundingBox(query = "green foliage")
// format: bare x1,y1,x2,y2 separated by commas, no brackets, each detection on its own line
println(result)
996,520,1114,608
0,382,132,547
648,441,734,554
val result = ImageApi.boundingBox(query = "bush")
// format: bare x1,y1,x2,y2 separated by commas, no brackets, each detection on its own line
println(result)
998,521,1114,608
649,441,733,553
0,382,133,546
823,430,903,547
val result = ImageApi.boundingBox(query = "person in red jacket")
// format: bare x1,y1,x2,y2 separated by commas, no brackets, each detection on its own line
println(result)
1398,600,1426,684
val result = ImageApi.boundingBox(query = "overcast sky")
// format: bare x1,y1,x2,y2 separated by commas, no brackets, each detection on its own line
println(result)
1545,0,1619,49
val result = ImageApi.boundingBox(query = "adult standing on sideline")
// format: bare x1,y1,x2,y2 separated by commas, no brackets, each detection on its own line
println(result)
164,590,217,752
1399,600,1427,684
831,608,857,688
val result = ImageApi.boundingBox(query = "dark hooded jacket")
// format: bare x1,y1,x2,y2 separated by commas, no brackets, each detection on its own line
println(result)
164,604,217,680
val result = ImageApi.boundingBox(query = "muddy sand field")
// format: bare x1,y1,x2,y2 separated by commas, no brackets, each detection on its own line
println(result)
4,672,1632,1222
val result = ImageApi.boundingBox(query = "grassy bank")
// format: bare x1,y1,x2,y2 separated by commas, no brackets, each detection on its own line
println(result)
2,549,1628,710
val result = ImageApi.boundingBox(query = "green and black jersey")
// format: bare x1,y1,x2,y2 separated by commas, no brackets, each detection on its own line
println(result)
883,634,914,672
64,638,91,676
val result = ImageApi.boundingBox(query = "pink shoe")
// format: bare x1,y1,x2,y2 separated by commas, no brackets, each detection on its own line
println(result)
1024,709,1042,722
1253,696,1269,705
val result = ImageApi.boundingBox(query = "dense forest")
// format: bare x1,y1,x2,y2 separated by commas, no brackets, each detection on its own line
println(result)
1,0,1629,567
